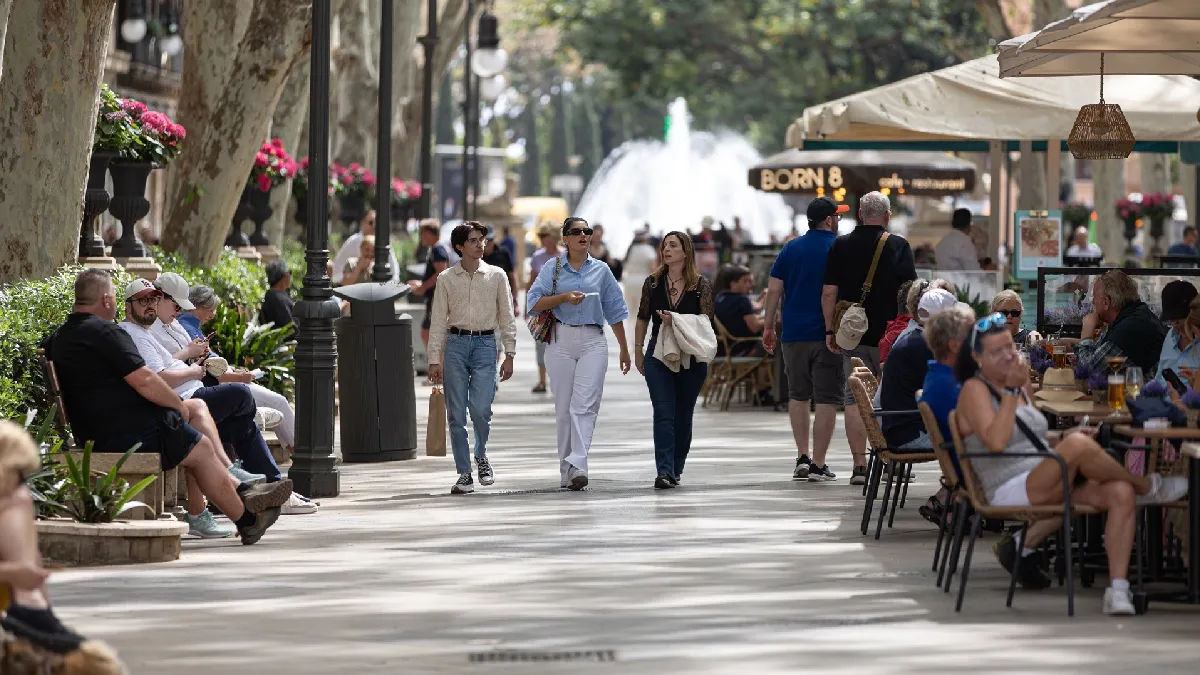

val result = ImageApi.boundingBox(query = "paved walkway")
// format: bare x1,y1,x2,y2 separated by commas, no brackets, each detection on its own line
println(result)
50,333,1200,674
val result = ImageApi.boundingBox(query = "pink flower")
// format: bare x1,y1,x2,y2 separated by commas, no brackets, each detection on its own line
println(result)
272,138,284,149
408,181,422,198
120,99,148,118
104,110,130,121
257,173,272,192
300,157,309,170
140,111,172,134
168,123,186,139
349,162,361,172
254,152,269,168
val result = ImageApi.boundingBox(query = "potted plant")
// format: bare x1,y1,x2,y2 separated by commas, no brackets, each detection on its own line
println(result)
81,85,137,258
1114,198,1142,257
238,138,297,246
390,178,422,224
1029,344,1052,379
1074,361,1092,394
1088,370,1109,404
1140,192,1175,255
332,162,376,229
106,92,185,258
1062,202,1093,229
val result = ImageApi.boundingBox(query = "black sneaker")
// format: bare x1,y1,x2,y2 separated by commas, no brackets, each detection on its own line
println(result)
238,506,281,545
451,472,474,494
654,475,675,489
476,456,495,486
1017,551,1053,590
793,455,811,480
849,465,868,486
808,464,837,481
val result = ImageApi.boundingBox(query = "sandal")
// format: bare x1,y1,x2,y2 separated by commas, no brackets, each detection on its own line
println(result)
531,384,547,393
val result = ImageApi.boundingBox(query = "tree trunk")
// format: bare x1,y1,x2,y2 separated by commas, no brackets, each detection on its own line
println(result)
0,0,13,78
1092,159,1127,264
1180,163,1197,230
1138,153,1170,195
332,0,377,168
265,57,311,246
1015,141,1047,211
0,0,115,283
160,0,312,266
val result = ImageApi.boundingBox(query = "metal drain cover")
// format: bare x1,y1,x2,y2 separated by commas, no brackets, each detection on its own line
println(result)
469,650,617,664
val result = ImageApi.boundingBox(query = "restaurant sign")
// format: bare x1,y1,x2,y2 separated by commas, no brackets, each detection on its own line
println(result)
751,165,973,196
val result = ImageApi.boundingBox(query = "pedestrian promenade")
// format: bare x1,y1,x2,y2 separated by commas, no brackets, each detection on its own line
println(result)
46,335,1200,674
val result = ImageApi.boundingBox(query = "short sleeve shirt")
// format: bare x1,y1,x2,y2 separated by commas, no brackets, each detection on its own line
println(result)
259,289,294,329
770,229,836,343
48,313,161,448
120,322,201,399
822,226,918,347
714,291,756,340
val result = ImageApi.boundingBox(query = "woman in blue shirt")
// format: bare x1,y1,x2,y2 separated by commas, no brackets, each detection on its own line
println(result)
527,217,631,490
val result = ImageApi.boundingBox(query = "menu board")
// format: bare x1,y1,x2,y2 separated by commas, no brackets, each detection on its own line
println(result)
1014,210,1063,280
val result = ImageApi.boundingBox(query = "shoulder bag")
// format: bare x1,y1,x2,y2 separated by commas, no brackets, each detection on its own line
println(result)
832,231,889,349
527,256,562,343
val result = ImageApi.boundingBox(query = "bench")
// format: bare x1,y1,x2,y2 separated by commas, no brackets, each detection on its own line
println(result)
38,350,170,519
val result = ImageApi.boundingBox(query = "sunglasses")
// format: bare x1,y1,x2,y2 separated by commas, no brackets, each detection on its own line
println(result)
970,312,1009,351
566,228,594,237
998,309,1022,318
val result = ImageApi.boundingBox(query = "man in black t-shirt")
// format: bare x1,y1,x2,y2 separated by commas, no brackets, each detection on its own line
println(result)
259,260,294,329
408,219,450,348
821,191,917,484
47,270,292,544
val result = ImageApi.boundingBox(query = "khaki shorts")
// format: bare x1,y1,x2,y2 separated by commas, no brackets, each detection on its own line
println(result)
781,341,843,405
840,344,881,406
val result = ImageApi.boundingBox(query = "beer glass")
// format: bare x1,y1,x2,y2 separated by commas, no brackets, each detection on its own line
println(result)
1125,366,1143,399
1108,374,1127,411
1052,344,1068,369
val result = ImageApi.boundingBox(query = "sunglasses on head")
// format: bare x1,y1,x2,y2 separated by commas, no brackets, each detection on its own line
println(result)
970,312,1009,351
566,227,594,237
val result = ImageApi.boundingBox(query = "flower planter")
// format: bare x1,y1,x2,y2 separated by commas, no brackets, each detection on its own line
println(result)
79,150,116,258
293,191,309,225
247,187,274,246
36,519,188,567
339,193,366,230
107,160,154,259
226,186,253,248
390,201,414,225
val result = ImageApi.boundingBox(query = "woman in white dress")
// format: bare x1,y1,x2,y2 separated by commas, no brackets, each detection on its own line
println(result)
623,229,658,322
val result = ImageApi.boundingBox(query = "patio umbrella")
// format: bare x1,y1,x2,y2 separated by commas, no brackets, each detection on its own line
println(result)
748,149,975,197
998,0,1200,78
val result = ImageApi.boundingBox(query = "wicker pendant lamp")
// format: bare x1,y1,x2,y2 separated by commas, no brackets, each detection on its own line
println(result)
1067,53,1136,160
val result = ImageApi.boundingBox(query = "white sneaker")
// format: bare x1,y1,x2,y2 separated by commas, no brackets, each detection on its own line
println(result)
1137,473,1189,505
255,407,284,431
566,466,588,491
1103,587,1136,616
281,492,319,515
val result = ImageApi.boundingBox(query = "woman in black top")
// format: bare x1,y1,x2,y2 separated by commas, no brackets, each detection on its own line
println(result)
633,231,715,489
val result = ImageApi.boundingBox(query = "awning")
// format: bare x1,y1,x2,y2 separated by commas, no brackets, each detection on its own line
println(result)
998,0,1200,77
748,149,976,197
788,54,1200,148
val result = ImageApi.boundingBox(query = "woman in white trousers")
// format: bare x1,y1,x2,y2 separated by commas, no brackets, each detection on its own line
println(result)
527,217,631,490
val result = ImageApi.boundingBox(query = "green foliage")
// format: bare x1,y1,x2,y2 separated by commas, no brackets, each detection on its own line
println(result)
954,284,991,319
1062,202,1093,227
23,407,69,519
0,266,134,426
280,237,308,290
94,85,140,154
151,247,267,312
58,441,156,524
204,304,296,400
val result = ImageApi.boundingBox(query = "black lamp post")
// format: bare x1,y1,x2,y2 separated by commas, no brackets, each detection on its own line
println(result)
291,0,341,498
372,0,395,282
417,0,438,220
461,0,477,222
463,4,506,220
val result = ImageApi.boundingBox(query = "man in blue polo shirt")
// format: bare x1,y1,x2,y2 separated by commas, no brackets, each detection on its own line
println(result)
763,198,847,482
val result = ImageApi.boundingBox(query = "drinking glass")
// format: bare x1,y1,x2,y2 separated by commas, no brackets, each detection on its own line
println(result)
1125,366,1143,399
1052,344,1068,369
1108,374,1127,411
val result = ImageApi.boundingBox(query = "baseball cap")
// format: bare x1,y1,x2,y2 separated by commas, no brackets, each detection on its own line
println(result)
154,273,194,310
835,308,869,351
1160,280,1198,321
124,278,161,301
807,197,850,223
917,288,957,322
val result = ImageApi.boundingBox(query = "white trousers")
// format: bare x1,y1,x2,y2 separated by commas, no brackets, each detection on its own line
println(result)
249,381,294,448
545,324,608,483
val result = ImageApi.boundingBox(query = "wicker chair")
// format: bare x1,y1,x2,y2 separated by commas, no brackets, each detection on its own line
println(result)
848,375,938,539
944,410,1102,616
704,319,772,411
917,402,961,587
849,366,880,495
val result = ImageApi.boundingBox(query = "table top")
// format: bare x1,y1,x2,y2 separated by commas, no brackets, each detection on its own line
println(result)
1113,425,1200,440
1035,399,1131,423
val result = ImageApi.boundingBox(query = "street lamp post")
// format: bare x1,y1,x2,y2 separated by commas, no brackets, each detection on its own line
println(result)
464,3,507,220
292,0,341,498
461,0,477,222
417,0,439,220
373,0,395,282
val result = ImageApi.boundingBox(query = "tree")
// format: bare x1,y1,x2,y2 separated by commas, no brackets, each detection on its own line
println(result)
160,0,312,266
265,57,311,246
0,0,116,283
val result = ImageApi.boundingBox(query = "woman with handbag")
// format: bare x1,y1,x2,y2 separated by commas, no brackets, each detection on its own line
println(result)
633,232,716,489
527,217,631,490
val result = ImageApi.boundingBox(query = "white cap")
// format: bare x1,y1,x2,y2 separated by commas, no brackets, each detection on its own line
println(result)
917,288,957,322
154,272,194,310
124,278,160,301
835,308,869,350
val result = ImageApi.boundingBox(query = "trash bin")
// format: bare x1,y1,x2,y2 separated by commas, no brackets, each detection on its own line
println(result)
332,281,418,462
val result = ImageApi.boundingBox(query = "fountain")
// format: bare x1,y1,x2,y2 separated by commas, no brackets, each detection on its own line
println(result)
576,98,793,258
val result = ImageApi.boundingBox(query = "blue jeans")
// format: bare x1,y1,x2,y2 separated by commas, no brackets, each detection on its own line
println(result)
643,352,708,480
190,383,282,482
443,333,499,474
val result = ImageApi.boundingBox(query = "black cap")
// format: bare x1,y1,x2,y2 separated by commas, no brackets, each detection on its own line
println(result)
806,197,849,223
1160,280,1198,321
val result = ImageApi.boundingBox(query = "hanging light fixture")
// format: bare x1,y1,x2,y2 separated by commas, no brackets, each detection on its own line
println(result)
1067,53,1136,160
471,10,508,78
159,3,182,56
479,74,507,102
120,0,147,43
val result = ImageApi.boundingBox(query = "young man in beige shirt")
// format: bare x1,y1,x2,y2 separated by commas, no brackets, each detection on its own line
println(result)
427,221,518,494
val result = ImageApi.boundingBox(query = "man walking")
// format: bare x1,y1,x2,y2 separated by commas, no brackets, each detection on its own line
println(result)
822,191,918,485
427,221,517,494
763,198,848,482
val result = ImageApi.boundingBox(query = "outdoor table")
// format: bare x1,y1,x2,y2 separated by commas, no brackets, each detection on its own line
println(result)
1034,399,1132,425
1111,425,1200,610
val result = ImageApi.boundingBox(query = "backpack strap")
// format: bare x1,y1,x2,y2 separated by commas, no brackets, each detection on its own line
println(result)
859,231,889,305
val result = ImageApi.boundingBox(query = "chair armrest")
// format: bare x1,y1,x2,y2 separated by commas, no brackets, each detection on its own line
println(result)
872,409,920,418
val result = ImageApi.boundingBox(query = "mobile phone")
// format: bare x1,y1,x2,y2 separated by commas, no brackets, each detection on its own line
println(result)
1162,368,1188,395
205,332,216,341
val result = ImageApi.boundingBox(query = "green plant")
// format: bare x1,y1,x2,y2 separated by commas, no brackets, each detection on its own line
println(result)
94,85,185,166
280,237,307,290
150,247,267,312
954,284,991,319
205,304,296,400
58,441,155,524
1061,202,1093,227
22,408,68,519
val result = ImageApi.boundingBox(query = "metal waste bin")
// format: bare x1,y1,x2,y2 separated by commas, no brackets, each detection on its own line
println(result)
331,281,418,462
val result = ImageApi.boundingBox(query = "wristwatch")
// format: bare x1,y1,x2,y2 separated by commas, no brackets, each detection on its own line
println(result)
504,352,516,358
825,329,835,336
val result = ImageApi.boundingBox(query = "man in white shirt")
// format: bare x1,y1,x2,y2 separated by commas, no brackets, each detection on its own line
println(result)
934,208,980,271
330,209,401,284
1066,225,1104,258
427,221,517,495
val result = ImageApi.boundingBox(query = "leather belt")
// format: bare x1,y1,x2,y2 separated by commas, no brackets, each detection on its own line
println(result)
449,327,494,336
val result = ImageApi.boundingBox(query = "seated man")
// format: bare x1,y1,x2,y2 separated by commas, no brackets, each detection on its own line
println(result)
878,288,957,451
1081,269,1168,373
48,270,291,545
119,279,283,489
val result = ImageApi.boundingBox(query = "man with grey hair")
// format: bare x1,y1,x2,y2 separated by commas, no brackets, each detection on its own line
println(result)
821,191,917,485
1084,269,1166,373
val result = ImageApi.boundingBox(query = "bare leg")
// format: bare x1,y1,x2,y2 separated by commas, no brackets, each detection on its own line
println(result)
1027,433,1151,500
1073,479,1137,580
1021,516,1063,549
844,404,868,467
182,398,233,467
538,366,548,388
0,486,48,608
185,472,206,516
813,403,838,467
179,437,246,522
789,399,810,459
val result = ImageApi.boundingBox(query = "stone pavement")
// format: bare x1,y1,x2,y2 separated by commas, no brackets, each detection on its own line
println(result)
49,332,1200,674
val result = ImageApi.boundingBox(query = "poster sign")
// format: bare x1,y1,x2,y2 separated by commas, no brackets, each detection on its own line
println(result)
1014,210,1063,280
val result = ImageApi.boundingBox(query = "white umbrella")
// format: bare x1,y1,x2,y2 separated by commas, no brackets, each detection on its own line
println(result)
998,0,1200,78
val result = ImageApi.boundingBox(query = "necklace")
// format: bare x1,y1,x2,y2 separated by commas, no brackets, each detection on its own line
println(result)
668,275,683,299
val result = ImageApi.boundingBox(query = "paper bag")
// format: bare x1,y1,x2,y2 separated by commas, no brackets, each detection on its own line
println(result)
426,386,447,456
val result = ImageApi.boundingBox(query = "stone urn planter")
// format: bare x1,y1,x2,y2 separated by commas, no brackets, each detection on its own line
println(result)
79,150,116,258
226,186,253,248
339,193,367,233
107,160,154,259
390,201,413,226
248,187,274,246
294,191,309,225
37,519,188,567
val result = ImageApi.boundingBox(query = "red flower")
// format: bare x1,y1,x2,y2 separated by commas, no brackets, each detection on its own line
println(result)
257,172,272,193
300,157,310,170
272,137,284,149
140,111,172,134
168,123,186,139
254,152,269,168
120,99,148,118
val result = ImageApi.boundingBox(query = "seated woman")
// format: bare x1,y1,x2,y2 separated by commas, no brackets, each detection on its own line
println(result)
955,313,1187,616
989,289,1042,348
342,235,377,287
713,264,772,404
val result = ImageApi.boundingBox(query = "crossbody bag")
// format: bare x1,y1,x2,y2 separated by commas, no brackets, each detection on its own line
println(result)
526,256,562,343
832,231,889,349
